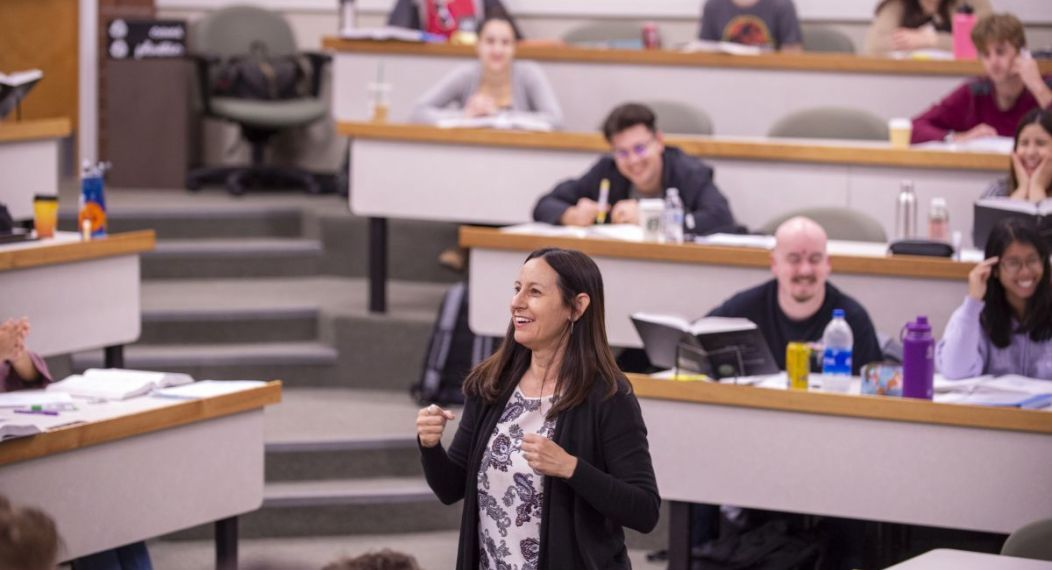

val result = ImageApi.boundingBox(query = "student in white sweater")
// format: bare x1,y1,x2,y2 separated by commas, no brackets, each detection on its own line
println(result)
411,17,563,129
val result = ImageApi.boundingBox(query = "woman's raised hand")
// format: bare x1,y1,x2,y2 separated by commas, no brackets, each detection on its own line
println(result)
968,256,999,301
417,404,456,448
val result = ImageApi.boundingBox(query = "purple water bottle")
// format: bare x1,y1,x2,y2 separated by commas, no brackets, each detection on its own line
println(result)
902,316,934,400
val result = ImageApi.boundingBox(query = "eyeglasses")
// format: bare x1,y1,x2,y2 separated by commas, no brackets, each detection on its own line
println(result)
612,139,655,161
999,256,1044,274
785,253,826,266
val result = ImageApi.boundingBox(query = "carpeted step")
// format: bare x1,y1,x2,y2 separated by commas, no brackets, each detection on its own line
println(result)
140,306,320,345
143,239,323,279
72,342,340,386
265,438,422,482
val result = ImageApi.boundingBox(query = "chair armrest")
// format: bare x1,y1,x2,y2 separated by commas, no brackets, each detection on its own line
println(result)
301,51,332,98
188,52,221,115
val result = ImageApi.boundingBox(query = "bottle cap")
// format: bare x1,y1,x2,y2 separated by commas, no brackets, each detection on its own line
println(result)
666,187,679,197
832,308,845,318
907,316,932,333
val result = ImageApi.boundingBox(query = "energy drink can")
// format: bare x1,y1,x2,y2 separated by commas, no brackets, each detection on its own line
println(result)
786,342,810,390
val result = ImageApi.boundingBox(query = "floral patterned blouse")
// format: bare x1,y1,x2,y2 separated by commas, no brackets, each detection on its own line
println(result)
477,387,558,570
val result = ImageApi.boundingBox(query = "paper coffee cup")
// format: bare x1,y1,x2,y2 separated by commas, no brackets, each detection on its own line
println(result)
638,199,664,242
889,118,912,148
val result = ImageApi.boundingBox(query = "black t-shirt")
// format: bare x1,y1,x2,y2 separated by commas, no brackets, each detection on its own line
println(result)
707,279,883,374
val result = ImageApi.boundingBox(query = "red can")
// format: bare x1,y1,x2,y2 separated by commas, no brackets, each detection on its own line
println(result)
642,22,662,50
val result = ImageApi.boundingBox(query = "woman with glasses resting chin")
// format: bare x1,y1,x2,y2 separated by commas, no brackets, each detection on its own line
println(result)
937,218,1052,380
415,248,660,569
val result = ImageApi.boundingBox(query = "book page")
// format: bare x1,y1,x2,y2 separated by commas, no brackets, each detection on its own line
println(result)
631,312,693,332
687,316,757,336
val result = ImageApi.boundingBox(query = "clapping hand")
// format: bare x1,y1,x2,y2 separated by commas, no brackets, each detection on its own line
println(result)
968,257,999,301
0,317,30,362
416,404,456,448
521,433,577,479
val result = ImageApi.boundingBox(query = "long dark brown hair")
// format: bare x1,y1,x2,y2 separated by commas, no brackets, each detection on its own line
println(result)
463,248,625,418
980,219,1052,348
875,0,956,32
1008,108,1052,193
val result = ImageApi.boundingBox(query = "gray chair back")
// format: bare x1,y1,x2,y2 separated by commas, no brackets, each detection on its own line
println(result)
1002,518,1052,562
759,208,888,243
190,4,298,57
769,107,889,141
802,24,856,54
645,100,715,136
562,21,643,48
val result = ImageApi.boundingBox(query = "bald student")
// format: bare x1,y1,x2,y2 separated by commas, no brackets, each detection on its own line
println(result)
707,216,883,373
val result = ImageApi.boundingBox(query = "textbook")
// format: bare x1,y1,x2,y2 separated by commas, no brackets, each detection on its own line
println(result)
630,313,779,379
436,113,554,132
338,26,425,42
973,197,1052,249
46,368,193,400
0,69,43,120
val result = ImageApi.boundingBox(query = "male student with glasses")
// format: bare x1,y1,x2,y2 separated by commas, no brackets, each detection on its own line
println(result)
532,103,738,234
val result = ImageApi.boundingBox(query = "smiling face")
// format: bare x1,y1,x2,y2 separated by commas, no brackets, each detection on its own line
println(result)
979,40,1019,85
610,124,665,195
511,258,573,352
477,19,515,75
996,241,1045,307
1015,122,1052,176
771,218,831,304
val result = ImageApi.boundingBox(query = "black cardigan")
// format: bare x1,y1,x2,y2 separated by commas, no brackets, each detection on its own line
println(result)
419,376,660,569
532,146,739,236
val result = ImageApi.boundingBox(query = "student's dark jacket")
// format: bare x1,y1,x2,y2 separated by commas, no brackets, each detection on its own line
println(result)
387,0,524,39
419,375,660,569
532,146,739,235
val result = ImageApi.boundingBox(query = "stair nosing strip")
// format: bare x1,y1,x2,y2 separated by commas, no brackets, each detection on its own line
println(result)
266,437,418,453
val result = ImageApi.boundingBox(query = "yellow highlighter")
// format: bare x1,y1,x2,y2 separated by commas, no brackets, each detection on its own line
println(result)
596,178,610,224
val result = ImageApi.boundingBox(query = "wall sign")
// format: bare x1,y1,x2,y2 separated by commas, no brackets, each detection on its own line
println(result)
107,19,187,60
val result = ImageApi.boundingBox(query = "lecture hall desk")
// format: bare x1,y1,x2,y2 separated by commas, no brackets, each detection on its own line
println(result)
0,117,70,220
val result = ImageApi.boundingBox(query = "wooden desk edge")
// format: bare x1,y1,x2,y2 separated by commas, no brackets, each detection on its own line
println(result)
0,118,72,144
338,122,1007,172
627,375,1052,434
0,381,284,466
0,231,157,273
459,226,974,281
323,38,1052,77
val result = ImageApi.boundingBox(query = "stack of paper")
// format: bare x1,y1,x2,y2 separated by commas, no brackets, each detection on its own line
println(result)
935,374,1052,409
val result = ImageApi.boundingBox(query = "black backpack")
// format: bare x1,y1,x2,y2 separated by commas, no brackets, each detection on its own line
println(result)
413,282,499,406
693,520,828,570
213,41,312,100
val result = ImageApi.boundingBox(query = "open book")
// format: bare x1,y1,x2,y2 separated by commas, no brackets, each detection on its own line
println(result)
46,368,193,400
338,26,425,42
0,69,43,120
973,197,1052,249
630,313,778,378
935,374,1052,408
680,40,766,56
436,113,554,132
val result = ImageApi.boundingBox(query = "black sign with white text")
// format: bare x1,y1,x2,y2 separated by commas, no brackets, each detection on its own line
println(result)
107,19,187,60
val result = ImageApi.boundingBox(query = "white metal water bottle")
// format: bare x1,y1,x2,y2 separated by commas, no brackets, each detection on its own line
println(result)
895,180,917,240
821,309,853,392
662,187,684,244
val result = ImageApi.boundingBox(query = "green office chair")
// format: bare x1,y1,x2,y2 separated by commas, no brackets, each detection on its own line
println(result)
769,107,889,141
646,100,715,136
1002,518,1052,561
187,5,330,195
760,207,888,243
801,24,856,54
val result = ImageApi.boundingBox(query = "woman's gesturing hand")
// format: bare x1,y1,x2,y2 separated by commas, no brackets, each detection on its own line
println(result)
417,404,456,448
522,433,578,479
968,256,999,301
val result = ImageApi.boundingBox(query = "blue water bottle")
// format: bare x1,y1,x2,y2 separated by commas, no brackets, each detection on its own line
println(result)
78,160,108,238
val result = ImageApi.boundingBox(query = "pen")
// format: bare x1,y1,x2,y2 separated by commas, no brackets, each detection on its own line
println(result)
14,409,59,416
596,178,610,224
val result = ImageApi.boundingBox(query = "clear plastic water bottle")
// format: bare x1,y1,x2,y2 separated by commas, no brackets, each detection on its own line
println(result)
662,187,684,244
821,309,853,391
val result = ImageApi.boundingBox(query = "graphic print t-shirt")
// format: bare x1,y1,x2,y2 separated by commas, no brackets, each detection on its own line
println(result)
698,0,802,49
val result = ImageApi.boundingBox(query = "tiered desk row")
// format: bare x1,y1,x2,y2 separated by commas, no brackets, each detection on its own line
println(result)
0,118,70,220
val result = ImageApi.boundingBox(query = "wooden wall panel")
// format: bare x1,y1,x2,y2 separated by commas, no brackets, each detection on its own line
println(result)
0,0,78,127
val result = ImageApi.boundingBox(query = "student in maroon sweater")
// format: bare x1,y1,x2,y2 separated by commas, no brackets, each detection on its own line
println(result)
911,13,1052,144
